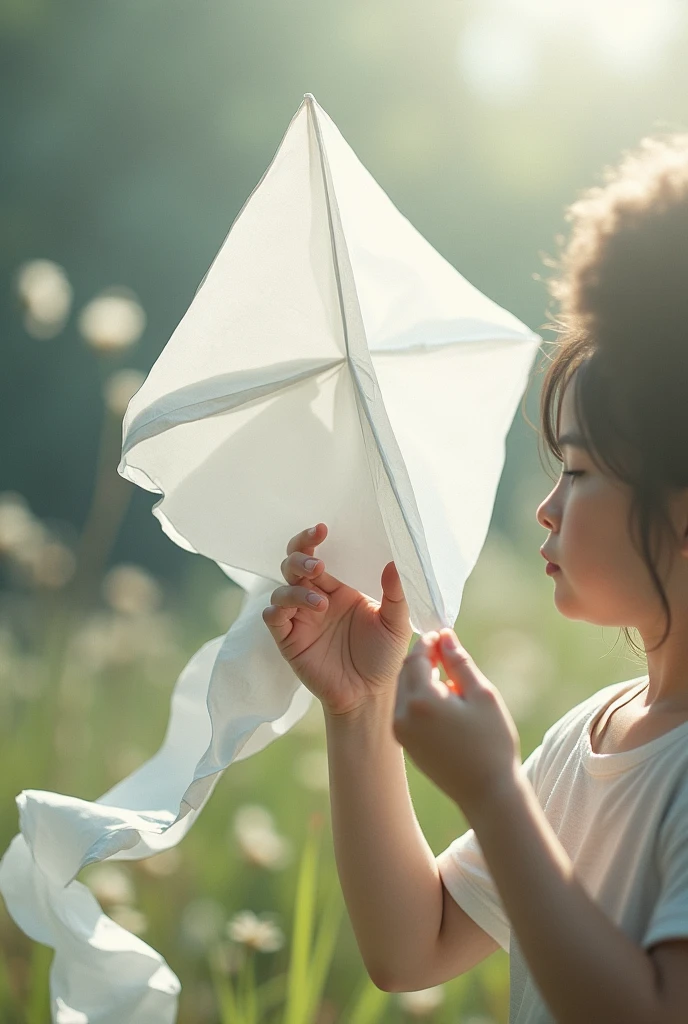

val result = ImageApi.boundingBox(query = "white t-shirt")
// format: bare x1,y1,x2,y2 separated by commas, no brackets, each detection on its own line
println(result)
436,674,688,1024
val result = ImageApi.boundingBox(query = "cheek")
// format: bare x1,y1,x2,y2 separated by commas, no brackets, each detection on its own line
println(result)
562,490,652,607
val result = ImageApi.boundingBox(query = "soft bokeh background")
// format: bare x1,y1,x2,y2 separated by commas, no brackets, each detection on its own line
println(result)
1,2,686,1021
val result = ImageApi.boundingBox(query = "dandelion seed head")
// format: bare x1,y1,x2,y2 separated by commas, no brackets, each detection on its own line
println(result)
78,288,146,352
15,259,72,338
232,805,293,870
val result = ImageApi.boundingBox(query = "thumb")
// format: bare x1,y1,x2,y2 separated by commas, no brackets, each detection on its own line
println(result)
379,561,411,634
437,629,482,697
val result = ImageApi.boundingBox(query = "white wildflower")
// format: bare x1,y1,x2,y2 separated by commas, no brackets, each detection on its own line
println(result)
226,910,284,953
232,805,293,870
15,259,72,338
78,288,146,352
103,369,146,417
397,984,445,1016
85,864,135,907
102,564,162,615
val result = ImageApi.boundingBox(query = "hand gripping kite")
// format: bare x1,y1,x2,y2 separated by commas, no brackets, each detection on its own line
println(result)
0,94,541,1022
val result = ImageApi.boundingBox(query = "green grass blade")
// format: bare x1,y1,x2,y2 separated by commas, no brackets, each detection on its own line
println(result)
304,875,344,1022
241,950,258,1024
282,813,322,1024
25,943,52,1024
254,971,288,1017
346,974,391,1024
209,948,244,1024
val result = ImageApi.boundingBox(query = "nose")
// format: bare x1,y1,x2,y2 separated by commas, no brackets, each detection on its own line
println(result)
536,484,559,533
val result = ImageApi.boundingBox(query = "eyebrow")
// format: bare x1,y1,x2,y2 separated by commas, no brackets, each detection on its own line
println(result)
557,432,590,451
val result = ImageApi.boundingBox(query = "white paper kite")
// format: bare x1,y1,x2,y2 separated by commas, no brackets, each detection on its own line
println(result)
0,94,540,1022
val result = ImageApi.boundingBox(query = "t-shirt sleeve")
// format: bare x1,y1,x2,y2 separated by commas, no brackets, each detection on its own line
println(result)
643,780,688,950
436,741,544,954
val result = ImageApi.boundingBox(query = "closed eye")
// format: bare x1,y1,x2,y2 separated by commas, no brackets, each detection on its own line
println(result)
562,470,584,481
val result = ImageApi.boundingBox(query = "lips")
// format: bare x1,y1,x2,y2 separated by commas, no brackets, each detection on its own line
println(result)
540,549,560,569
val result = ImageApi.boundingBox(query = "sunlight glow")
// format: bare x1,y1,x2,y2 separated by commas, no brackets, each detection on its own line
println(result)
459,0,685,105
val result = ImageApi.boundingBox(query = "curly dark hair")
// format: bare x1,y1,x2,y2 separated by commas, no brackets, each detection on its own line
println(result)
531,133,688,656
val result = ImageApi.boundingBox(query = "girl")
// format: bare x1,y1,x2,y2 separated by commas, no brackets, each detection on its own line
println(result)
262,134,688,1023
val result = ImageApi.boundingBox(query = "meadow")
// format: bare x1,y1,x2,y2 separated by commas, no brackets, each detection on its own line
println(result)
0,257,644,1024
0,374,644,1022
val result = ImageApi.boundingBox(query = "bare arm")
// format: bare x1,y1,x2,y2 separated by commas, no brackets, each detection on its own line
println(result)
324,693,498,992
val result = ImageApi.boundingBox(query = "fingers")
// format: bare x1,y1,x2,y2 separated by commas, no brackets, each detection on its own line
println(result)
401,633,439,688
282,524,338,594
437,629,480,697
379,561,410,637
286,523,327,557
267,583,328,613
262,582,328,642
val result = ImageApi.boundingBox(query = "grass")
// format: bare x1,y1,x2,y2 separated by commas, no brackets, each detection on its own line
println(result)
0,505,644,1023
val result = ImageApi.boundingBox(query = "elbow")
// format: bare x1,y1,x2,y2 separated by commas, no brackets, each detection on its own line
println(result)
365,962,411,993
366,965,433,994
366,966,398,993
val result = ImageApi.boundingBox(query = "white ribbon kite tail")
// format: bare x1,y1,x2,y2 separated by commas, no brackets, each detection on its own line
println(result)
0,580,313,1022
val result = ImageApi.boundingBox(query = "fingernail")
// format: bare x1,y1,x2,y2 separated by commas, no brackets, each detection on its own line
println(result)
442,632,458,649
304,558,318,571
307,593,324,606
308,526,317,536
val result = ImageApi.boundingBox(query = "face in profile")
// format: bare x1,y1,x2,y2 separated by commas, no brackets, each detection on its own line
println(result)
536,372,685,639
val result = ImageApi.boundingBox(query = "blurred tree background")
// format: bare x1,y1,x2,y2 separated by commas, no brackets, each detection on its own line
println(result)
1,2,687,1022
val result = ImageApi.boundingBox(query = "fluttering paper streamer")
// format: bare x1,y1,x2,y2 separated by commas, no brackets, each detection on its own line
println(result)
0,94,540,1021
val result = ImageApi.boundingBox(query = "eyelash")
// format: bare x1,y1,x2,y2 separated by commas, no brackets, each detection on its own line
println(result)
562,470,584,482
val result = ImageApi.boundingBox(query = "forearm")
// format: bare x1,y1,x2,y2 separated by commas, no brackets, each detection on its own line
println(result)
468,773,662,1024
324,696,443,990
